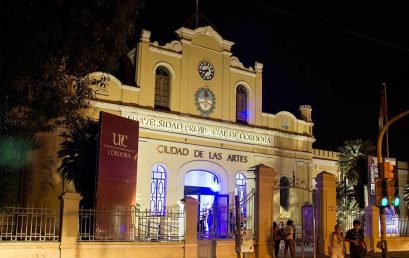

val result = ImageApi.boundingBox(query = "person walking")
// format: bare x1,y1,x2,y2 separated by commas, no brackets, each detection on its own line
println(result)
329,224,345,258
273,221,282,257
283,220,295,258
207,209,213,236
345,220,366,258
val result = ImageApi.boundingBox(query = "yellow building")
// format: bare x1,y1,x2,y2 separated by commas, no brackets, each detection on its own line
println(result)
86,25,317,223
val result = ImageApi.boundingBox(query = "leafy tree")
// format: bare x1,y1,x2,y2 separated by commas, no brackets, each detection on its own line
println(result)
336,199,364,231
338,139,375,185
58,119,98,208
337,139,375,211
336,180,354,204
0,0,142,204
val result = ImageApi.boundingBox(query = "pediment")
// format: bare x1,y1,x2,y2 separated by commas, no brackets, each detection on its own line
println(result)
175,26,234,52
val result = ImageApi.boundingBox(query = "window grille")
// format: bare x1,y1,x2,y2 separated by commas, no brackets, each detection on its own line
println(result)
235,173,247,216
150,164,167,216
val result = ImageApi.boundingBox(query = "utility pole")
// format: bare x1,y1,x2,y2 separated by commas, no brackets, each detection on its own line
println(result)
377,109,409,258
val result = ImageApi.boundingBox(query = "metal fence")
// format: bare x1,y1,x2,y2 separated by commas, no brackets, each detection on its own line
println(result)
0,206,59,241
385,216,409,237
78,206,184,242
198,189,255,240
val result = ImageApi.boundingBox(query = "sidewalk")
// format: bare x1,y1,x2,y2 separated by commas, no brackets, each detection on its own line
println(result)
276,245,409,258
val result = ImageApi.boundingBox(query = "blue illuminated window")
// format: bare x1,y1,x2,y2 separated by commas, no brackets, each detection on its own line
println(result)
235,172,247,216
236,85,248,124
150,164,167,215
155,66,170,110
280,177,289,210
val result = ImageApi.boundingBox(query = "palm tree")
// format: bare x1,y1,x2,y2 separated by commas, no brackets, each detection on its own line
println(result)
58,119,98,208
338,139,375,185
336,199,364,231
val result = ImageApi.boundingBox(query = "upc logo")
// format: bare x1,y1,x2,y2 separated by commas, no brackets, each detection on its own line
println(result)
112,133,128,147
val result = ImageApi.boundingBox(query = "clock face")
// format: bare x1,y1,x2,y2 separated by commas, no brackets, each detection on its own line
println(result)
198,60,215,80
195,87,216,117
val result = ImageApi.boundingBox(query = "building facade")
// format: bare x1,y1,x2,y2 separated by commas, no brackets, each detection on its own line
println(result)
88,26,317,224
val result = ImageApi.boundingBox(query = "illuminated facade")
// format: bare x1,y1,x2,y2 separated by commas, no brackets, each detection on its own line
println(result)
84,26,317,224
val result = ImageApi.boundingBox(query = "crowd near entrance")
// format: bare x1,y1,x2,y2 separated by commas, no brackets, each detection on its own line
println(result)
273,175,317,258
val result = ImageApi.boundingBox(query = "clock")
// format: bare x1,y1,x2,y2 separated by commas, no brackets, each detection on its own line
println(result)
195,87,216,117
198,60,215,80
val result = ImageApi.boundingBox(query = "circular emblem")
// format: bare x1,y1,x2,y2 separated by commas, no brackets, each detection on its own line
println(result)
195,87,216,117
198,60,215,80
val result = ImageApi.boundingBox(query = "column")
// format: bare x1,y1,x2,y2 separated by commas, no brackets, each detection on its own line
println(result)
183,196,199,258
248,164,275,258
59,190,82,258
364,205,380,252
315,171,336,256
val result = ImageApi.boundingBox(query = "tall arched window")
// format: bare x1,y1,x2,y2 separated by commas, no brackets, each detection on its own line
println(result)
150,164,167,215
280,176,289,210
235,172,247,216
155,66,170,110
236,85,248,123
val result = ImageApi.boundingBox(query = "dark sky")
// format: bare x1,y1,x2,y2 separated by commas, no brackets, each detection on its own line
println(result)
136,0,409,160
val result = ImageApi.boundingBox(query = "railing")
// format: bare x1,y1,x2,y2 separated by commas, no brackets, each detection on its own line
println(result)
384,215,409,237
198,190,255,240
78,207,184,242
0,206,59,241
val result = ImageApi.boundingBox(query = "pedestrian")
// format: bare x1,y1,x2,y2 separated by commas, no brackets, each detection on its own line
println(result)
283,220,295,258
329,224,345,258
272,222,283,257
345,220,366,258
229,210,235,236
291,222,296,249
207,209,213,235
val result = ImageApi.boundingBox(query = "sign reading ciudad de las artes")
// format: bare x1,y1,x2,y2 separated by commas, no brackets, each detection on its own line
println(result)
96,111,139,210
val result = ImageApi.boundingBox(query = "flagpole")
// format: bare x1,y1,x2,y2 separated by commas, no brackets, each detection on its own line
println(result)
382,82,390,157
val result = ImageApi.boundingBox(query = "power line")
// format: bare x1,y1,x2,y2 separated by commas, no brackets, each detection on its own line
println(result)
242,0,409,53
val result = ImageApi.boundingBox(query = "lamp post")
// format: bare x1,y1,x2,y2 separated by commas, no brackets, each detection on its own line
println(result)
376,109,409,258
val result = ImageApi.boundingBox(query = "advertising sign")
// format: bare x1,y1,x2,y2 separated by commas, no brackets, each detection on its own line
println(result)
96,112,139,210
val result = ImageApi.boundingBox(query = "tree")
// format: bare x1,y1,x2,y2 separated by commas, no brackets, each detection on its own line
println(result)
0,0,141,205
58,119,98,208
337,139,375,210
338,139,375,185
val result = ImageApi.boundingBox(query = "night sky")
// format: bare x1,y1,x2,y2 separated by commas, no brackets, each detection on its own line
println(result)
136,1,409,160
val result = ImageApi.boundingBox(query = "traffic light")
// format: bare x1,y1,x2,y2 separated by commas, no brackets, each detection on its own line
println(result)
384,162,395,179
375,179,388,207
383,161,400,206
387,179,400,207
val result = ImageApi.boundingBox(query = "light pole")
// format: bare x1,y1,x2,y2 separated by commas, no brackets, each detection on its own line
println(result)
376,109,409,258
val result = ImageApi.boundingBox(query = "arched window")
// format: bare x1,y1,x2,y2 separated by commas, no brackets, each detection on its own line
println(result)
150,164,167,215
236,85,248,123
155,66,170,110
235,172,247,216
280,176,289,210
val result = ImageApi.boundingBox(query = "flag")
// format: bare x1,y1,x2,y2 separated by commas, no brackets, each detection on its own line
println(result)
378,86,387,130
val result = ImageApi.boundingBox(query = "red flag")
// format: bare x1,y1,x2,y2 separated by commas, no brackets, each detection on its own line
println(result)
378,87,387,130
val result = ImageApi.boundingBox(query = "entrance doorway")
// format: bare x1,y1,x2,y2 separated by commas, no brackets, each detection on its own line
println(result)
184,170,229,238
184,170,219,212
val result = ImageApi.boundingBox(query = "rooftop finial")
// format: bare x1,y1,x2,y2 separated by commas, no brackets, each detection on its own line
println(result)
195,0,199,28
182,1,217,30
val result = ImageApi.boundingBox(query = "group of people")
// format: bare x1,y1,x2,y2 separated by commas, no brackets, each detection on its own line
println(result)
330,220,366,258
272,220,296,258
272,219,366,258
